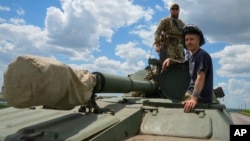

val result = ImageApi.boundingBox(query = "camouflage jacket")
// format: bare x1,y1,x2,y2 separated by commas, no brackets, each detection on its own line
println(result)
154,17,185,47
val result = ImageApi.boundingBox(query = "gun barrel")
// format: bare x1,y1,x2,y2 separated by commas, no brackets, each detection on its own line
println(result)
93,72,155,94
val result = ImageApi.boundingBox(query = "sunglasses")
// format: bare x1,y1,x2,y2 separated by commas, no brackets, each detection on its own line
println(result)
171,8,179,10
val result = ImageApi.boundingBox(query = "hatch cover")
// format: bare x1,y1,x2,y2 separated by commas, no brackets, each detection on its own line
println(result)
159,63,190,101
140,108,212,139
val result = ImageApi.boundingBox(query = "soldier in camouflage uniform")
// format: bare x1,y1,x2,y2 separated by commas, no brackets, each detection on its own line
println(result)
154,3,185,63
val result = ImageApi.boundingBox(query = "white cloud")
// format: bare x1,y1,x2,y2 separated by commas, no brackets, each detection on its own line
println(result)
0,5,10,11
0,23,45,54
164,0,250,44
0,40,14,54
143,7,154,21
0,0,153,87
115,42,148,73
115,42,147,60
10,18,25,25
155,5,163,11
219,79,250,109
130,24,157,47
71,41,149,76
211,45,250,78
70,56,122,75
0,0,152,73
0,18,6,23
45,0,152,49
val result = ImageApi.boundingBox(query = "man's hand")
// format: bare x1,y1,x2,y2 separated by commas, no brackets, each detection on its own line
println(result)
162,58,172,70
183,96,198,112
162,58,183,70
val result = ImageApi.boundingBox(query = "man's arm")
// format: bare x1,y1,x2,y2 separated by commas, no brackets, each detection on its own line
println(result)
183,71,205,112
192,71,205,98
154,18,168,47
162,58,183,70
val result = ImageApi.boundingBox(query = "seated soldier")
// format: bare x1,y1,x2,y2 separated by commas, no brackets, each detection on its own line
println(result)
162,24,213,113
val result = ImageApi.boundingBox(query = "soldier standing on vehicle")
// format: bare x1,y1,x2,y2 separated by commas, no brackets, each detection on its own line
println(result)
154,3,185,63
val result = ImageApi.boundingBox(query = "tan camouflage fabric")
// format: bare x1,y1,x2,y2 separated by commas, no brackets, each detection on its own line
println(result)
3,55,96,109
154,17,185,61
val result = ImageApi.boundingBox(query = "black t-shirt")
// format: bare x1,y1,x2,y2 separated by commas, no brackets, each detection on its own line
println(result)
188,49,213,103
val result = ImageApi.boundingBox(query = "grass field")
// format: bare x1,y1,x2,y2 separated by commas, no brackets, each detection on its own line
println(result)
0,104,8,109
240,110,250,116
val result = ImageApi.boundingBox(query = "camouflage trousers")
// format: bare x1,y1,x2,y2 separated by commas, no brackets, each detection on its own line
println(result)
165,42,184,62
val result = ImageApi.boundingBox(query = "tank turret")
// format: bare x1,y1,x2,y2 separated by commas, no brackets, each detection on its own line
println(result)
93,60,190,100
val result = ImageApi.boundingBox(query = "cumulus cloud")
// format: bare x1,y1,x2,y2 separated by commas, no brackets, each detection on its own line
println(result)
211,45,250,77
155,5,163,11
115,42,148,73
69,56,122,75
218,79,250,109
0,23,45,55
10,18,25,25
0,6,10,11
0,18,6,23
163,0,250,44
130,24,157,47
45,0,152,49
0,0,152,81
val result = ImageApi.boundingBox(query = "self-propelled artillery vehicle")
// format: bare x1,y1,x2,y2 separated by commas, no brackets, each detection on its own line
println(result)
0,56,233,141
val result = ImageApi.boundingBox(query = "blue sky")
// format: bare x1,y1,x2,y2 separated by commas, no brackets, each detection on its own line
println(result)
1,0,250,109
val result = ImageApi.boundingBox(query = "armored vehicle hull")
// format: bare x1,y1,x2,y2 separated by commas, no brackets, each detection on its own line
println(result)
0,97,232,141
0,56,233,141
